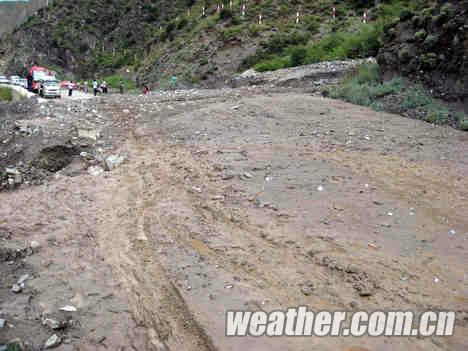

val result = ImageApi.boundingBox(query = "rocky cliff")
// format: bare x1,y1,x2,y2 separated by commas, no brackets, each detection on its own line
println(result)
0,0,47,37
377,1,468,106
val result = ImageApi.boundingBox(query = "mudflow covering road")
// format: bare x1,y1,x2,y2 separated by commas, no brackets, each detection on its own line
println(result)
0,86,467,350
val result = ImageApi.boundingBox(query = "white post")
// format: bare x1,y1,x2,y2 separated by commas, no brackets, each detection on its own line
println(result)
202,6,205,17
217,3,220,13
241,3,246,17
296,11,300,24
230,0,233,10
258,13,262,25
332,7,336,20
363,10,368,23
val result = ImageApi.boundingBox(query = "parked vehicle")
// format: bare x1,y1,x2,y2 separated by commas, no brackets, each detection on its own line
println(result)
0,75,9,84
27,66,60,98
9,75,21,85
18,78,28,89
39,79,61,98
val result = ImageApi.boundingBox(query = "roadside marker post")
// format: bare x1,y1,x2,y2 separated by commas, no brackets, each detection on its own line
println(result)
332,7,336,20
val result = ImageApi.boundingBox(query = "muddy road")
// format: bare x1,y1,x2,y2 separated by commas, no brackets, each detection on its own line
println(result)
0,88,467,350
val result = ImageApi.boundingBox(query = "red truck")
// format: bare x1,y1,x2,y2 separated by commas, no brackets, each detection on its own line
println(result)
27,66,61,98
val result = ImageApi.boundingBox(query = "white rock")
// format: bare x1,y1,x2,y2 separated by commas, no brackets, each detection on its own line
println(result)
30,241,41,250
44,334,62,349
88,166,104,176
17,274,29,285
105,154,125,171
59,305,77,312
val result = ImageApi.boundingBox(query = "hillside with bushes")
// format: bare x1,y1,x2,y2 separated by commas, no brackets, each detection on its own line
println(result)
0,0,429,88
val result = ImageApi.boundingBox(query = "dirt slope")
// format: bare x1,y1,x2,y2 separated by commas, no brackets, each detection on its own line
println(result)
0,88,467,350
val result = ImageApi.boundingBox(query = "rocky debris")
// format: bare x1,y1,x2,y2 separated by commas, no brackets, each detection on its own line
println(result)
315,255,378,298
0,247,28,262
77,127,98,141
59,305,77,312
0,319,6,329
378,1,468,104
42,317,67,331
233,58,376,88
30,240,41,250
105,154,125,171
11,283,23,293
44,334,61,349
88,165,104,176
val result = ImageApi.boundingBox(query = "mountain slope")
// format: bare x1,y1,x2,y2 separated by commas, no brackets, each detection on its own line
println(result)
0,0,389,85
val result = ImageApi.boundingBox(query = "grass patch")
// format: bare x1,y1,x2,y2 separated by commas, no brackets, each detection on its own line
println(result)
102,74,136,91
327,63,464,128
0,87,13,102
253,24,382,72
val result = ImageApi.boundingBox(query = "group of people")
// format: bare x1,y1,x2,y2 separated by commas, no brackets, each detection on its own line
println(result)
67,79,126,96
90,80,109,96
65,79,155,97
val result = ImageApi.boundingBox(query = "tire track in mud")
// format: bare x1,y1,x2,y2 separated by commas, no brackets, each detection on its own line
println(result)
96,135,217,351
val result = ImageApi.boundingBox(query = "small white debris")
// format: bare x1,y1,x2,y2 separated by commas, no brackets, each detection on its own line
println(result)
224,284,234,289
317,185,325,192
433,277,440,283
105,154,125,171
11,284,22,293
59,305,77,312
243,172,253,179
17,274,29,285
191,186,202,194
88,166,104,176
30,241,41,250
44,334,62,349
449,229,456,236
387,212,393,216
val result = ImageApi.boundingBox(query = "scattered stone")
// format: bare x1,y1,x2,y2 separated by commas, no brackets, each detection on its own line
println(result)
11,283,22,293
301,282,315,296
30,241,41,250
77,127,98,141
59,305,77,312
44,334,62,349
105,154,125,171
88,165,104,176
358,289,374,297
43,318,63,330
17,274,29,285
242,172,253,179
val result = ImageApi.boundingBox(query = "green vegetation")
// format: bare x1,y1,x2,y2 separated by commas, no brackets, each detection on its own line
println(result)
328,63,463,127
329,63,403,107
253,23,382,72
0,87,13,102
102,74,136,91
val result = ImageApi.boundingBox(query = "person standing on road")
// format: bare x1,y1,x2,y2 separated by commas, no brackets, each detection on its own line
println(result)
101,80,108,94
93,79,98,96
119,80,124,94
68,81,74,97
